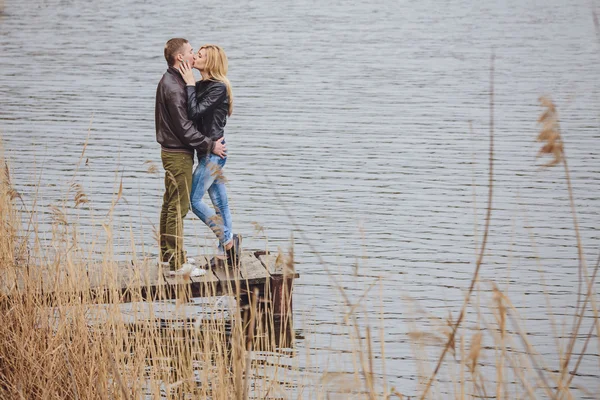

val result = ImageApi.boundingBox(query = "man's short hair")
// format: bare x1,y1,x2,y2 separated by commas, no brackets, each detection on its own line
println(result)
164,38,188,67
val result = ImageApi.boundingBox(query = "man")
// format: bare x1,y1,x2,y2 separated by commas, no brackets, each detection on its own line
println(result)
155,38,227,274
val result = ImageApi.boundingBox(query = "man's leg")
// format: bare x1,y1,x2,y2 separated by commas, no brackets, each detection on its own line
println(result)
159,173,170,263
161,150,193,270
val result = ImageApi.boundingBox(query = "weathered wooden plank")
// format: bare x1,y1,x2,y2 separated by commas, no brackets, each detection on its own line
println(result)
127,258,161,286
1,249,298,307
210,254,243,296
128,259,167,301
258,253,296,277
159,264,220,299
87,263,107,288
239,253,270,283
118,261,144,288
163,273,192,287
158,256,219,286
37,268,70,294
161,268,218,285
189,255,211,267
87,261,134,290
160,270,219,298
12,263,88,294
211,263,242,284
88,262,136,302
1,264,91,304
258,253,281,275
191,268,220,284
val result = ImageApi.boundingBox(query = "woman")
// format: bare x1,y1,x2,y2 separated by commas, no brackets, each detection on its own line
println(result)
179,44,241,267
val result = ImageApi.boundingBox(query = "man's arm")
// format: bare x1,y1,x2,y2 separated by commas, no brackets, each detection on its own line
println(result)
166,89,214,153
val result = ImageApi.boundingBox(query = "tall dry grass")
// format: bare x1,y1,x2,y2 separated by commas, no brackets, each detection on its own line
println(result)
0,138,297,399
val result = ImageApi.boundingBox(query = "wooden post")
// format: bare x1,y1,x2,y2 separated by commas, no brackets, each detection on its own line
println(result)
270,276,292,318
269,274,294,348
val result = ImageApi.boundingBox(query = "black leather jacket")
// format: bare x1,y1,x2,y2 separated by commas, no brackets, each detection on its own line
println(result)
185,80,229,142
155,67,215,155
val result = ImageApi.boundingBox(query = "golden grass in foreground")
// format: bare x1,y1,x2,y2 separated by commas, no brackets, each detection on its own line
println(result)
1,92,599,400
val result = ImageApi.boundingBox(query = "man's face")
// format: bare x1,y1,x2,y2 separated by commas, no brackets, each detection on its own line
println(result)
178,42,195,66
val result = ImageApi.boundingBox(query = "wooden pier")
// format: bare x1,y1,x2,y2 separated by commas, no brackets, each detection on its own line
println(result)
1,250,299,324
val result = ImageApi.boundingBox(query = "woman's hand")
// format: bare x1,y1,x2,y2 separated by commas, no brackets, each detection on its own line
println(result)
178,61,196,86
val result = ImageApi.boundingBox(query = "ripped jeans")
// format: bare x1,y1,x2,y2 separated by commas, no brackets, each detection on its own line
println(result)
190,152,233,249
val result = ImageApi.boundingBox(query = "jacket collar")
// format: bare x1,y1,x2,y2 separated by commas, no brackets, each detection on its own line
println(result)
167,66,185,84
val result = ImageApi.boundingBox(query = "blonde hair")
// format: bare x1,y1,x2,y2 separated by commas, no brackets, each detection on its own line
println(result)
200,45,233,116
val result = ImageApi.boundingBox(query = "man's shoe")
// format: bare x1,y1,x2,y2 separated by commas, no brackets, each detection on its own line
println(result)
190,267,207,277
169,263,195,276
169,263,207,278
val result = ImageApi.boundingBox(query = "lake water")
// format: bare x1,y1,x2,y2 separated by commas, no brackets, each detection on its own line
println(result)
1,0,599,397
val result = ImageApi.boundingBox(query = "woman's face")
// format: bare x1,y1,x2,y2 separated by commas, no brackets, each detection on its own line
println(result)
194,48,207,71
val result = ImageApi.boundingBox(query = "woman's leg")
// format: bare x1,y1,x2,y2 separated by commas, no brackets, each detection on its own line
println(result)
190,156,215,227
207,154,233,248
191,155,230,245
208,176,233,248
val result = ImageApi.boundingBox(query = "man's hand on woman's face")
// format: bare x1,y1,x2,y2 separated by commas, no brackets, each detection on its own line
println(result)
212,137,227,159
178,61,196,85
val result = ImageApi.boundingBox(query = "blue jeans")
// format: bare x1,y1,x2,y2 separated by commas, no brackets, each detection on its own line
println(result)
190,153,233,248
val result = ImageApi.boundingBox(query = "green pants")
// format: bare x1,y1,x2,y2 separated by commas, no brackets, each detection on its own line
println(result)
159,150,193,270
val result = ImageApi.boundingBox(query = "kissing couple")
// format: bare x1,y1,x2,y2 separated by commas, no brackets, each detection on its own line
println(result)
155,38,241,277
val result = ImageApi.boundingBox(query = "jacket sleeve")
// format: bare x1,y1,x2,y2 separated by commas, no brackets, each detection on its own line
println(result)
166,89,215,153
186,83,227,122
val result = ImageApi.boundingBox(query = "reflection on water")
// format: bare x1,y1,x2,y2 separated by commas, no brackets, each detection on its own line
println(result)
1,0,599,397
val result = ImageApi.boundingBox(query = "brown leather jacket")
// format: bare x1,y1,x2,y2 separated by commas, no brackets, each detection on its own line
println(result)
155,67,214,155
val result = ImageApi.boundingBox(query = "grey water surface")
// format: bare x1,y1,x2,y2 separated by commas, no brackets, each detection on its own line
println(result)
1,0,599,397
